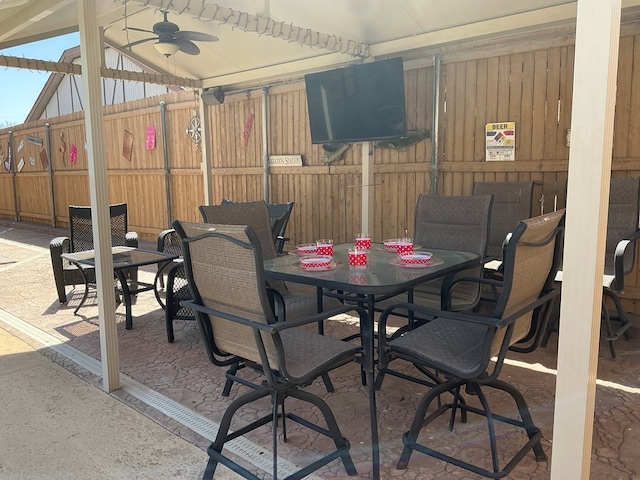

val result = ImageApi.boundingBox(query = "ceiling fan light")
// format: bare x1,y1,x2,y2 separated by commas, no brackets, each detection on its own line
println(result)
154,41,179,57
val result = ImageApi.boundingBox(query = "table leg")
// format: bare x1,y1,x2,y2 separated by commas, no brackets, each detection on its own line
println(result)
364,294,380,480
115,269,134,330
73,265,90,315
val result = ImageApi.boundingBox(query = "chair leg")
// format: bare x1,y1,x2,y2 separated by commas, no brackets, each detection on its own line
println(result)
221,362,240,397
397,379,461,469
204,388,271,480
321,372,335,392
601,299,618,359
287,388,358,476
397,378,545,478
489,378,546,462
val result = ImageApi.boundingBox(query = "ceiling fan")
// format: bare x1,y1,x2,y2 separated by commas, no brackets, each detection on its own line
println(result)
124,10,218,57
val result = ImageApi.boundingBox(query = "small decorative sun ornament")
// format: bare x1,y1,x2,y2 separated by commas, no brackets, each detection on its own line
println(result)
186,115,201,145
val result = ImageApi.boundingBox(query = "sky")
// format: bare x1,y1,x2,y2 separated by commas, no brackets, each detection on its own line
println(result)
0,32,79,126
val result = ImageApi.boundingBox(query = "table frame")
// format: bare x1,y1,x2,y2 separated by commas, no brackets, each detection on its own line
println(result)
62,246,178,329
263,243,480,479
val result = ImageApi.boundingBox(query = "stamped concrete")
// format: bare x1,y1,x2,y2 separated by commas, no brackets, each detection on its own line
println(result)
1,219,639,479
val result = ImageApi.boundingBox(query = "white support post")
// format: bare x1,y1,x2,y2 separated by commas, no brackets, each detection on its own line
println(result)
199,95,214,206
77,0,120,392
550,0,621,477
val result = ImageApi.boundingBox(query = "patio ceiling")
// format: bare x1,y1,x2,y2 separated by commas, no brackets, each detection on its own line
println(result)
1,0,639,91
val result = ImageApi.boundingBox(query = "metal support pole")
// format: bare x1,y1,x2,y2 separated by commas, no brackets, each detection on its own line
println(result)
431,55,441,195
262,87,270,202
160,101,172,226
45,123,56,227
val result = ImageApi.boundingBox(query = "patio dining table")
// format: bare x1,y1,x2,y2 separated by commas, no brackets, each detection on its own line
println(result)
263,242,480,479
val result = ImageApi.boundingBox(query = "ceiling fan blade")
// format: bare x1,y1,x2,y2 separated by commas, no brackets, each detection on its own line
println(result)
126,26,155,34
175,38,200,55
122,37,155,49
177,31,218,42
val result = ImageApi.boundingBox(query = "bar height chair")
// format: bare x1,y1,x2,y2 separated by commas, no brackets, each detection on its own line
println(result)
545,177,640,358
377,209,565,478
174,221,364,480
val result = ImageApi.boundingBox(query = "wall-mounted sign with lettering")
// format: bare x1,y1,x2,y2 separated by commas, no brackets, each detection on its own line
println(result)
485,122,515,161
268,155,303,167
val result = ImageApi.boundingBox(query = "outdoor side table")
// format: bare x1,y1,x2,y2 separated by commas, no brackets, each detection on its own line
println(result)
62,246,178,329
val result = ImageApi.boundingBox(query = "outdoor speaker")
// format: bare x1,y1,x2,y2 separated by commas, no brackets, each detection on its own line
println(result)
201,87,225,105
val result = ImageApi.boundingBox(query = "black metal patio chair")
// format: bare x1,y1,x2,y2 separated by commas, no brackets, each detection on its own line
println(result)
174,221,364,480
50,203,138,304
544,177,640,358
377,209,565,478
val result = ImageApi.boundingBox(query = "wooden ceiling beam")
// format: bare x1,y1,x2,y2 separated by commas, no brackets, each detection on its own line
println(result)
0,54,201,88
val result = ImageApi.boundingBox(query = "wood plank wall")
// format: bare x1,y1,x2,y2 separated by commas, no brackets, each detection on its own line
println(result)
2,34,640,311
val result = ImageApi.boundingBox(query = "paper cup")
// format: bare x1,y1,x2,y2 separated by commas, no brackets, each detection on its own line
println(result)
348,248,367,268
396,238,414,255
316,239,334,256
355,233,371,251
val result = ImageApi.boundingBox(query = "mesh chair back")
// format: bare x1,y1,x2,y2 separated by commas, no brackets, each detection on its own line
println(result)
473,181,534,260
414,194,493,256
68,203,129,252
492,209,565,355
606,177,640,275
267,202,294,253
200,201,277,259
413,194,493,309
219,199,294,254
176,222,279,366
200,201,289,294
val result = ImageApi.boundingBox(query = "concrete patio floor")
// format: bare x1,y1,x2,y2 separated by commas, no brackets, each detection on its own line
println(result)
1,219,639,479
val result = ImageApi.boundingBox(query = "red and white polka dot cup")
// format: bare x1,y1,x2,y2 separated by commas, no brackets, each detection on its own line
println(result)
395,238,414,255
348,248,368,269
316,239,334,256
354,233,371,251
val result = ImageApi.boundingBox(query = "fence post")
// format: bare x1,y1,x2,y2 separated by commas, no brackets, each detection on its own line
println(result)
8,131,19,221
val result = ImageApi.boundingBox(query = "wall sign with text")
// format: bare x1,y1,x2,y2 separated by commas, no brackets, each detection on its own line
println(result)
485,122,515,161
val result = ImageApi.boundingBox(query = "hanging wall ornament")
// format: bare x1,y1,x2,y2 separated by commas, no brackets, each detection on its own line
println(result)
70,144,78,165
186,114,201,146
122,130,133,161
146,126,156,149
4,139,12,172
59,132,67,166
243,113,254,146
39,147,48,169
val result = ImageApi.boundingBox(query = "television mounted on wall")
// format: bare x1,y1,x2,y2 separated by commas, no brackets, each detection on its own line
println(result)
304,57,407,144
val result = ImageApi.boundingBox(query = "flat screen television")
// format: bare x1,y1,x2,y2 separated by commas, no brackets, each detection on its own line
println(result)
304,57,406,144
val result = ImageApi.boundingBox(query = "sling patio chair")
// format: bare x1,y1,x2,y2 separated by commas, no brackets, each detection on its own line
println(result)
200,200,343,324
473,180,535,271
373,194,493,341
221,198,295,254
158,200,298,344
544,176,640,358
50,203,138,304
376,209,565,479
174,221,364,480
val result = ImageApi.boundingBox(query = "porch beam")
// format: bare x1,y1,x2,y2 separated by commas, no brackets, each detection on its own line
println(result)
551,0,621,477
0,54,201,88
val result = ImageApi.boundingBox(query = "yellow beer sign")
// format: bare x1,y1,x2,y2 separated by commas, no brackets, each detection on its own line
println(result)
485,122,515,161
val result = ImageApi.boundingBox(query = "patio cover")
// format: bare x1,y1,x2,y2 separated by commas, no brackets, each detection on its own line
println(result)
0,0,632,477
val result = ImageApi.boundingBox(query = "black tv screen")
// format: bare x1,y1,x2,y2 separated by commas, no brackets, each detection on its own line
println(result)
304,57,406,144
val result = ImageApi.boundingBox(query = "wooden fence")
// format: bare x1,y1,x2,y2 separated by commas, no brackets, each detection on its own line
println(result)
2,30,640,312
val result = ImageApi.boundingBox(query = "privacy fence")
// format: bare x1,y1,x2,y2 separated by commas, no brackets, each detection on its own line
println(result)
2,30,640,312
